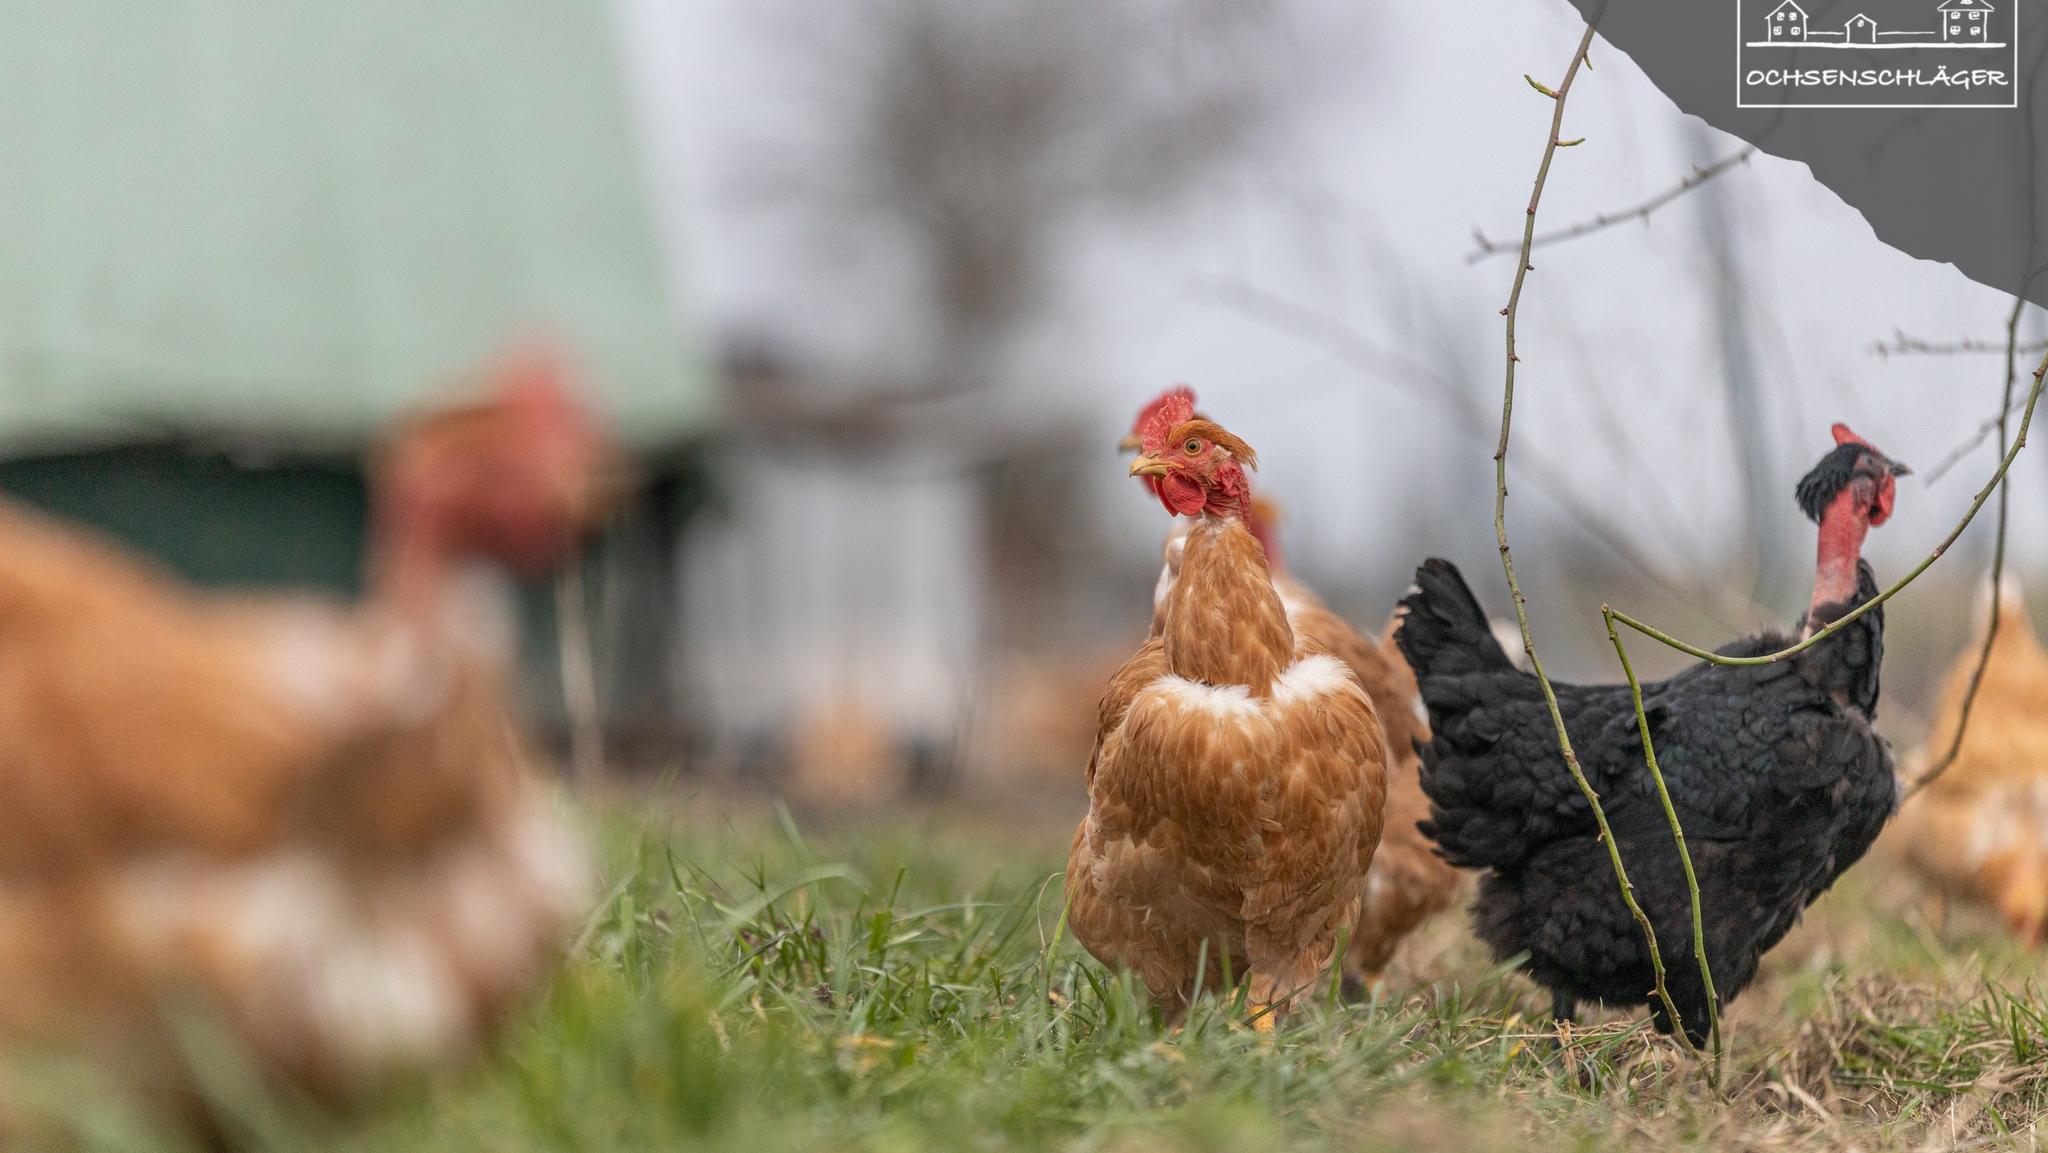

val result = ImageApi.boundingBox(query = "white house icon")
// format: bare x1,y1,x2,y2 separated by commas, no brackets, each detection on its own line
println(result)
1767,0,1808,40
1746,0,2005,53
1938,0,1993,41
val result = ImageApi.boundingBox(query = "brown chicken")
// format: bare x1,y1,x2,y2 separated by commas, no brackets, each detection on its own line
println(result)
1124,389,1461,991
1894,576,2048,945
0,347,609,1098
1068,394,1386,1027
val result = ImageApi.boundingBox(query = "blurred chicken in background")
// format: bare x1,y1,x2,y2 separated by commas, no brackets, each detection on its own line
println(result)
785,694,910,811
0,346,612,1101
1124,388,1463,990
1894,575,2048,946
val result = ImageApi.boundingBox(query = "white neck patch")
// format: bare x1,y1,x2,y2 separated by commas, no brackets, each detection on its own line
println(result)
1271,654,1355,705
1148,674,1261,721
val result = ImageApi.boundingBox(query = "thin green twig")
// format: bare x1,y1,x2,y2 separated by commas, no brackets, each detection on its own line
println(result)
1608,358,2047,665
1903,34,2048,795
1906,296,2030,799
1489,0,1700,1065
1603,610,1723,1081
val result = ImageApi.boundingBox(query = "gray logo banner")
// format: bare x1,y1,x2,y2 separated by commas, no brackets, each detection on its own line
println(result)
1567,0,2048,302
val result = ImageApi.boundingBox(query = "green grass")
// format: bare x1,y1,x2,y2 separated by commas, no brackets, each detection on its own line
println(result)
18,797,2048,1152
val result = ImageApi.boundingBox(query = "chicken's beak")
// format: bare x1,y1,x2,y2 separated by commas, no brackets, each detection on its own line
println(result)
1118,433,1144,454
1129,455,1171,478
1890,459,1913,478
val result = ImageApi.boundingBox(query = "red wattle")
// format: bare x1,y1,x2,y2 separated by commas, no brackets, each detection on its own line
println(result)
1868,475,1896,526
1160,472,1207,517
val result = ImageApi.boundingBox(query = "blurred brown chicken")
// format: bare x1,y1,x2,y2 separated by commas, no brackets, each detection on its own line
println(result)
1124,389,1462,991
1894,576,2048,946
0,346,610,1098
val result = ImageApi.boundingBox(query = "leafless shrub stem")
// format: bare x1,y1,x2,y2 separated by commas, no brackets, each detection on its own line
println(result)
1468,147,1756,264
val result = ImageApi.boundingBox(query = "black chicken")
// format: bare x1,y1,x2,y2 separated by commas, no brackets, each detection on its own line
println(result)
1397,424,1909,1044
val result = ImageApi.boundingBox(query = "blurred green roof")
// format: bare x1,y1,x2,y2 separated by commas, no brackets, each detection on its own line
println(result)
0,1,705,455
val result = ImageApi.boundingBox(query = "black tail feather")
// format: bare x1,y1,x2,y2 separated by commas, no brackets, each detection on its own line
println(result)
1394,559,1516,681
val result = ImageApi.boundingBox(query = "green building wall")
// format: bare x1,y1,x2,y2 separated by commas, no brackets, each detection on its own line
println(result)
0,446,369,594
0,3,716,755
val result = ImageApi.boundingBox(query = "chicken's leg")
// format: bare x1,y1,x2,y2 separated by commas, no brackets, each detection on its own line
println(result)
1549,992,1577,1049
1245,962,1316,1034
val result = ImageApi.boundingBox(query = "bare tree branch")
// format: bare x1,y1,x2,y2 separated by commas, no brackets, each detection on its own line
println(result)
1198,276,1763,631
1907,296,2028,799
749,0,1295,403
1923,391,2033,484
1467,146,1756,264
1904,36,2048,795
1871,330,2048,359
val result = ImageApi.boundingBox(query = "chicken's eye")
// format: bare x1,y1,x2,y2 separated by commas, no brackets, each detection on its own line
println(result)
1183,438,1203,456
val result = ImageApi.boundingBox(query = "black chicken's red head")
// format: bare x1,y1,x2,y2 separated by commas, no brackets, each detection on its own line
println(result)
1795,423,1911,527
1128,393,1257,520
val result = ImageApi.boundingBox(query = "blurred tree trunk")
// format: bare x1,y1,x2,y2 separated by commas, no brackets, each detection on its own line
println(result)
1689,121,1792,607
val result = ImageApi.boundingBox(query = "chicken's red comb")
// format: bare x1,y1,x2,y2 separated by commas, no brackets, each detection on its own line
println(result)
1139,389,1196,454
491,342,608,454
1831,422,1869,449
492,341,577,412
1131,385,1197,437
